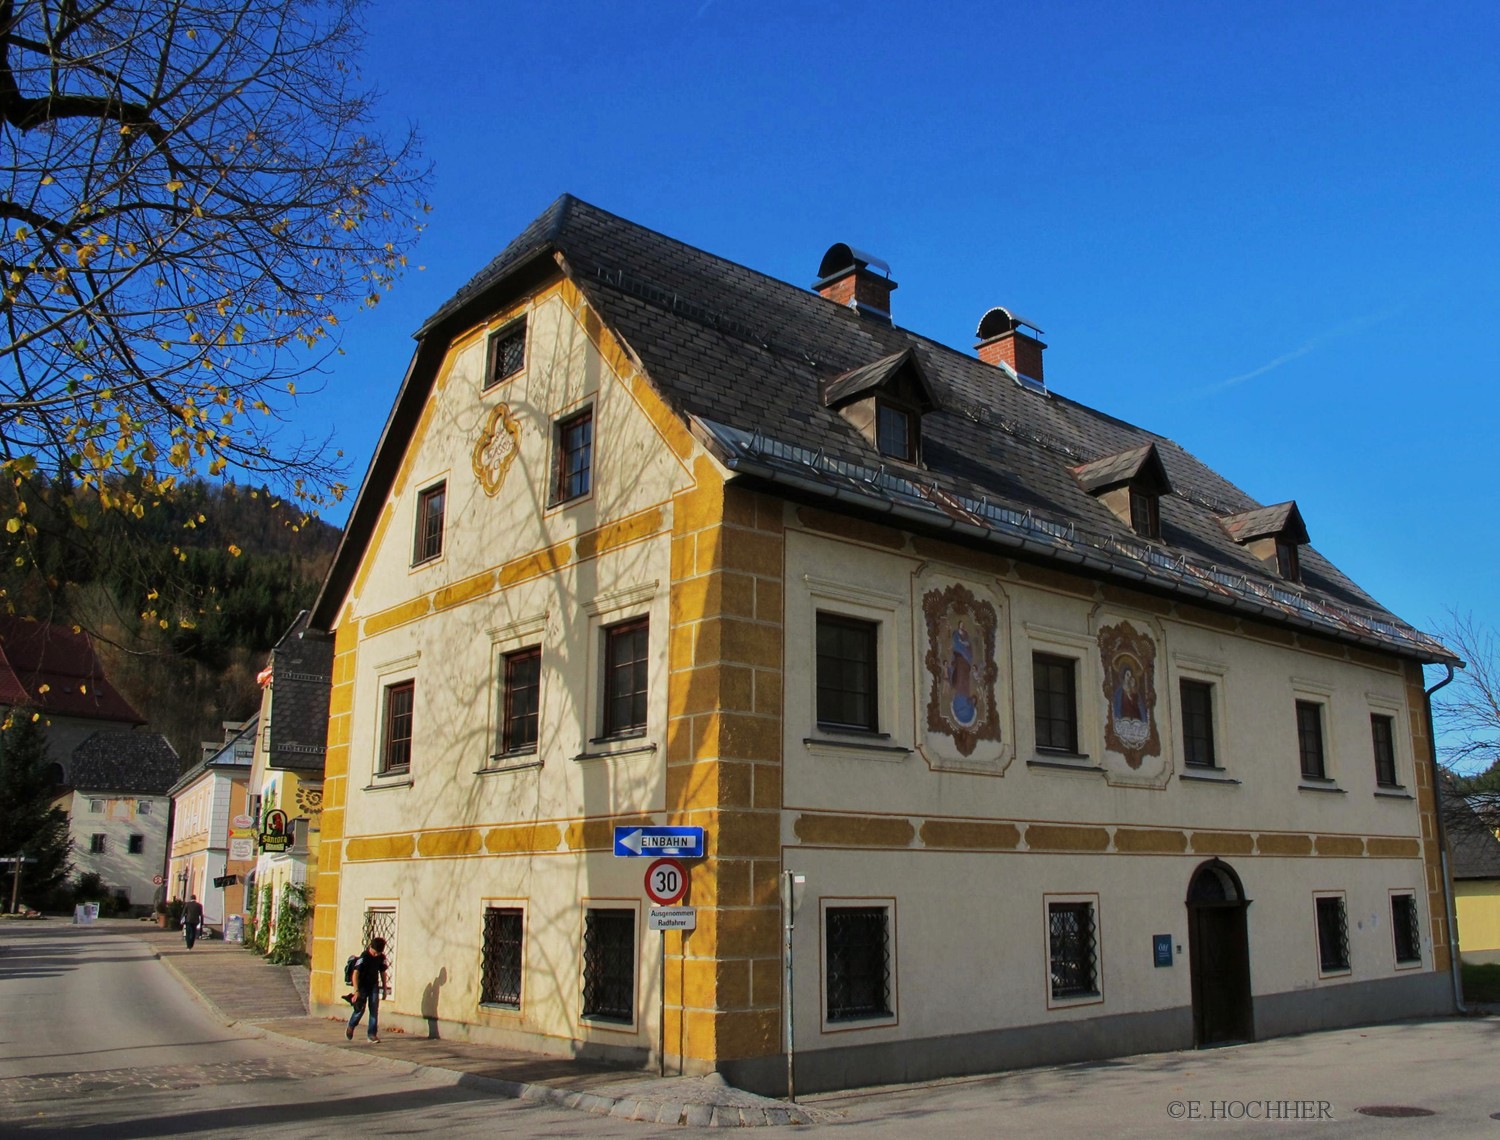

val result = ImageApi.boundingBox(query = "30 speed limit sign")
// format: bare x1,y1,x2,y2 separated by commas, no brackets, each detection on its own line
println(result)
644,858,688,905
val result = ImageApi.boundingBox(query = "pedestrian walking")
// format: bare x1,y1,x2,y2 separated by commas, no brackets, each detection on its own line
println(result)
345,937,389,1043
180,895,205,950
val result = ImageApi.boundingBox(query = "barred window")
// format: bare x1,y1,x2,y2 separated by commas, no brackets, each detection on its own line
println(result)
480,907,523,1007
1316,895,1349,972
1034,653,1078,753
501,647,541,755
1392,894,1421,964
1372,714,1398,787
381,681,415,774
1048,901,1098,998
485,320,527,387
582,908,635,1022
1180,679,1216,768
1296,700,1326,779
826,906,892,1021
363,907,397,990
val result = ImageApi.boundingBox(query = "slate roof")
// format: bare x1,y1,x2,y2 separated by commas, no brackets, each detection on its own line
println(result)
169,716,256,796
1222,501,1309,545
1071,444,1171,495
314,195,1456,664
70,731,181,795
1440,775,1500,880
264,611,332,772
0,615,144,724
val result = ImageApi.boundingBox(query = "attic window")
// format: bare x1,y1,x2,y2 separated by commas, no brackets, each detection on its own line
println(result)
485,319,527,388
876,401,915,462
1129,489,1160,540
1276,539,1300,582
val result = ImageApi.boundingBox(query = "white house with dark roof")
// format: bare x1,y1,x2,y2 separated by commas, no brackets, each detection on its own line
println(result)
302,196,1461,1094
65,730,180,909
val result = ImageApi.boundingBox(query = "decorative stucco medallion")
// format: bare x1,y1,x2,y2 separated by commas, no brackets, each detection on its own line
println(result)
1097,620,1161,769
472,403,521,496
294,783,324,816
922,582,1001,758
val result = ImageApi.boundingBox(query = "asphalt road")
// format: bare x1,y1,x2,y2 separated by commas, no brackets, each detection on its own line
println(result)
5,921,1500,1137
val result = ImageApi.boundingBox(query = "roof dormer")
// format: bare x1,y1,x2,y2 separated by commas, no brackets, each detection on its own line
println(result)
1071,444,1173,540
822,347,937,465
1221,501,1309,582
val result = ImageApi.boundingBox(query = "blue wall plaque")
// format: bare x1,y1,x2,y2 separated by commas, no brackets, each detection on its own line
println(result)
1153,934,1173,967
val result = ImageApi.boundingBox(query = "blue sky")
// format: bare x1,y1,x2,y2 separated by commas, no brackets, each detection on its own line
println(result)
301,0,1499,653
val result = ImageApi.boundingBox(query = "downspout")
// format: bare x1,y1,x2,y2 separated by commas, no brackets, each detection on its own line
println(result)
1424,663,1464,1013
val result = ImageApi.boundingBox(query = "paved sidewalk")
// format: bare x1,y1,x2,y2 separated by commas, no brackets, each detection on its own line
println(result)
121,920,820,1128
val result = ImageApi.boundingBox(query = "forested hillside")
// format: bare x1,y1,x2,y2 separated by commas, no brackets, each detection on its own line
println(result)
0,477,341,765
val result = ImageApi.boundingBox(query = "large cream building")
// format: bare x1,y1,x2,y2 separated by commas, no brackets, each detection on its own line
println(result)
306,197,1460,1094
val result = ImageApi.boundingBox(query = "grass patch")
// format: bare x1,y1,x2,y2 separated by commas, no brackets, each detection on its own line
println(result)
1462,962,1500,1003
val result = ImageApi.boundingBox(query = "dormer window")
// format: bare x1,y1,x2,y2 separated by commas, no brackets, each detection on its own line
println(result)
1276,539,1300,583
1221,501,1309,583
1072,444,1172,542
821,347,936,467
1128,488,1160,540
876,401,915,462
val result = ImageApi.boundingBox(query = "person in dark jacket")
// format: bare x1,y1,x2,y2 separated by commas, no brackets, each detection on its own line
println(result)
180,895,205,950
345,937,389,1043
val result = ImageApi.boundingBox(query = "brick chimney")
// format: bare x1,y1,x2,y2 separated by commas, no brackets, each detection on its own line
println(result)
976,306,1046,383
813,243,896,322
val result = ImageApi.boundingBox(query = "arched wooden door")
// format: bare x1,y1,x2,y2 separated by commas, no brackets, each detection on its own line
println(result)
1186,859,1254,1047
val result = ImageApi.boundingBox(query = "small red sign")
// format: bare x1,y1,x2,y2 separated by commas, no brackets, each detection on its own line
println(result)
644,858,688,906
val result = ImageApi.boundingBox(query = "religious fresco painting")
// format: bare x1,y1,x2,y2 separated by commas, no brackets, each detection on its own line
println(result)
1097,620,1162,769
472,402,522,496
921,580,1001,759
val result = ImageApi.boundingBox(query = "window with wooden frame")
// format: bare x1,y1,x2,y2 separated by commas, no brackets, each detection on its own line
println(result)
500,647,541,755
825,905,893,1021
380,680,415,774
480,906,524,1008
582,907,635,1022
1048,900,1099,999
1315,894,1349,973
1033,653,1079,753
1276,538,1301,582
875,400,916,462
1296,699,1326,779
1129,487,1161,540
601,617,649,739
89,833,106,854
1371,713,1398,788
816,612,879,732
553,407,593,504
413,481,446,565
1180,678,1217,768
484,319,527,388
1391,893,1421,965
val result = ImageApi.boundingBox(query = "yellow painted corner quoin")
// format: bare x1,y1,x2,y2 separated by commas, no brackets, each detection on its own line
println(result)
305,197,1459,1096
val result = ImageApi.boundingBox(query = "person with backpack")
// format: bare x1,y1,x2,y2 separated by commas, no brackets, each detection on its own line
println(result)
180,895,205,950
345,937,389,1043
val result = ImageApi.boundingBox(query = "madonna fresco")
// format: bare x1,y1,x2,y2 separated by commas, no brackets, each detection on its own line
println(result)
922,582,1001,758
1098,621,1161,769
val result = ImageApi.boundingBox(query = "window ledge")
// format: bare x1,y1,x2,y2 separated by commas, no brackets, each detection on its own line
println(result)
478,754,543,776
1374,786,1412,799
1317,968,1352,979
1047,991,1104,1010
1298,782,1347,795
1028,756,1105,775
478,1001,522,1013
574,742,658,763
1179,769,1242,785
804,735,912,759
363,774,412,791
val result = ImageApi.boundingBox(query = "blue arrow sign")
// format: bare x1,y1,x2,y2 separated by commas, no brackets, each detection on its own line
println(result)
614,825,705,859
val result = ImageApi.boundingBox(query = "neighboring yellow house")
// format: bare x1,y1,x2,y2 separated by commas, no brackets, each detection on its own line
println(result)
167,719,255,929
246,613,331,953
305,196,1459,1094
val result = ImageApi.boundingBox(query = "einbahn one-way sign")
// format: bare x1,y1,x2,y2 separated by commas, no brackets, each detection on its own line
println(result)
613,825,705,859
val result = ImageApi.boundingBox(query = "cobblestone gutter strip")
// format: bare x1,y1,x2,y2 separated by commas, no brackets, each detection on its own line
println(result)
504,1073,830,1127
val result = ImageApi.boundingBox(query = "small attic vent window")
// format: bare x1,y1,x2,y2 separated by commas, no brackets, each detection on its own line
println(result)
1276,539,1300,582
1220,501,1308,584
1129,488,1160,541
